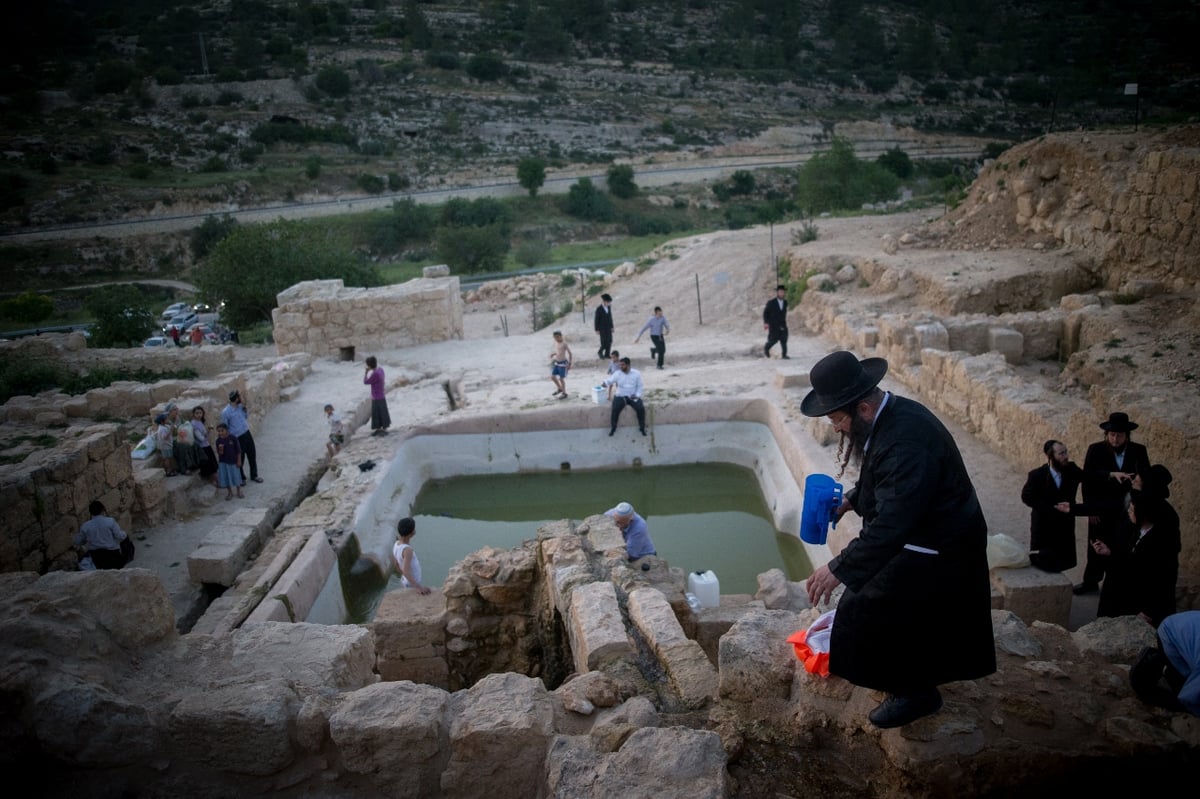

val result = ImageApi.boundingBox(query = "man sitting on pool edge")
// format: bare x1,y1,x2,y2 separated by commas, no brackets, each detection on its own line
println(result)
605,501,657,562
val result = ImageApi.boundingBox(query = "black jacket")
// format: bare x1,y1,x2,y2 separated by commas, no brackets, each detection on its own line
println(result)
1082,440,1151,516
828,394,996,692
1021,461,1088,572
762,296,788,330
593,304,613,334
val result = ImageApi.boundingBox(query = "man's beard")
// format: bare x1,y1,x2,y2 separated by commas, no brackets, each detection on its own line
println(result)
836,413,873,476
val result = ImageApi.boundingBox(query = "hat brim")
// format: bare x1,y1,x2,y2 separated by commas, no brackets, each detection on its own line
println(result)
1099,421,1138,432
800,358,888,417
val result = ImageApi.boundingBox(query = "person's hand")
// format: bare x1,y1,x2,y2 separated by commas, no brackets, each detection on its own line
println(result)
1054,502,1071,513
1091,539,1111,556
417,585,432,595
806,564,842,607
833,498,853,523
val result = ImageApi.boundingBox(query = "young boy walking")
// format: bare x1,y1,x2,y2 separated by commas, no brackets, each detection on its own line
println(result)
549,330,573,399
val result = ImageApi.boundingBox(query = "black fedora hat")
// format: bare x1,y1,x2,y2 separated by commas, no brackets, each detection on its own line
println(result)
1099,412,1138,433
801,351,888,417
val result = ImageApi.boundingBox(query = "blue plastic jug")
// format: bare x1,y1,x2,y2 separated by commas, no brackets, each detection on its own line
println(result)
800,474,843,545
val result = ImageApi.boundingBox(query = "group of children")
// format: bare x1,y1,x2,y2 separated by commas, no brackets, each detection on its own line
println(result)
152,404,243,499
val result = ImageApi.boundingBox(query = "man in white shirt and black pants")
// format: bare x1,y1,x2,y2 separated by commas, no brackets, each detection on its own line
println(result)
603,357,646,436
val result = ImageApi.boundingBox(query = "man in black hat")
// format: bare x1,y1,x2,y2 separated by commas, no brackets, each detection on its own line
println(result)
803,350,995,729
762,284,790,359
1077,411,1152,595
594,293,614,360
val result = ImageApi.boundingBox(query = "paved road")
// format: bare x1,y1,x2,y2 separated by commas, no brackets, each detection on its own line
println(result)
1,141,986,244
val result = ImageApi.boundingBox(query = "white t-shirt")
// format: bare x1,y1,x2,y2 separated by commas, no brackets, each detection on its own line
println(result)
392,541,422,588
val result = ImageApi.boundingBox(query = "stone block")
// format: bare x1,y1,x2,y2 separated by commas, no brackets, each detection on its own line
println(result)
988,326,1024,364
329,681,451,797
774,369,810,390
913,320,949,351
370,589,449,687
245,531,336,623
989,567,1072,628
568,580,631,672
627,587,717,708
168,679,299,776
188,523,263,586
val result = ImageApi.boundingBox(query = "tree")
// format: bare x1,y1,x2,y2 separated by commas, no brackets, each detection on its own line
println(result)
795,137,900,214
606,164,637,199
564,178,614,221
517,157,546,197
190,214,238,261
0,292,53,325
391,198,434,246
85,286,157,348
197,220,381,327
876,148,914,179
434,225,509,274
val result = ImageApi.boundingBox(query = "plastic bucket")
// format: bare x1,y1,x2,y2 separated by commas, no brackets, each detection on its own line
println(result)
800,474,843,545
591,385,606,404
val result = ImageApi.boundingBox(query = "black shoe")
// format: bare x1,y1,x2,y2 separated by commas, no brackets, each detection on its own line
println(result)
650,348,656,359
781,355,790,359
868,689,943,729
640,428,647,436
656,365,664,370
1073,583,1100,595
251,476,264,483
608,429,615,437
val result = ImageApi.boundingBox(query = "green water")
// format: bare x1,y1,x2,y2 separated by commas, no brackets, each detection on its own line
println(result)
367,462,810,612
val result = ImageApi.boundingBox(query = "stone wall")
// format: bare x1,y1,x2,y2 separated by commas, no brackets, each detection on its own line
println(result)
0,425,134,573
271,276,464,357
798,288,1199,609
0,347,313,573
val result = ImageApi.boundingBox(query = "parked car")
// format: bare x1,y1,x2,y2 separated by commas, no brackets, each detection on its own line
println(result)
184,322,220,344
192,302,214,314
163,312,198,334
143,336,170,347
161,302,190,320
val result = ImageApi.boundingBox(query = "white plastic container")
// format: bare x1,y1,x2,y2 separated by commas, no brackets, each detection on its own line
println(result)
591,385,606,404
687,570,720,608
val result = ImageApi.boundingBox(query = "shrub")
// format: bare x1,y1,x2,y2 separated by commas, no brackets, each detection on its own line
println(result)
425,51,461,70
606,164,637,199
93,60,137,94
357,173,385,194
515,238,550,268
434,225,509,274
876,148,914,179
304,156,322,179
0,292,53,324
154,66,184,86
466,52,507,81
315,66,352,97
564,178,614,221
391,198,434,245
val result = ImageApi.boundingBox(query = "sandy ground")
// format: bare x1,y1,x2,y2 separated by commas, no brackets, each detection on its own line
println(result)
132,210,1099,629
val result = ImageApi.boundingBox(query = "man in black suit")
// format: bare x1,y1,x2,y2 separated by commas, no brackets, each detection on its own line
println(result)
1021,440,1089,572
594,293,614,360
1077,411,1152,595
762,284,789,359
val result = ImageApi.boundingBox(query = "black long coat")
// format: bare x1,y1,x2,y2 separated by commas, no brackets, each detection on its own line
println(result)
1097,505,1180,626
827,395,997,693
1020,461,1087,572
1082,440,1152,523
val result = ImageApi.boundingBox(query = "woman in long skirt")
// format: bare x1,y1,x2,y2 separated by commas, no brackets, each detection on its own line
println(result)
364,356,391,436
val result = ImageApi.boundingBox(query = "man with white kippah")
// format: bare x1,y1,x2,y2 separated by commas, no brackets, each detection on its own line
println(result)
605,501,656,561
